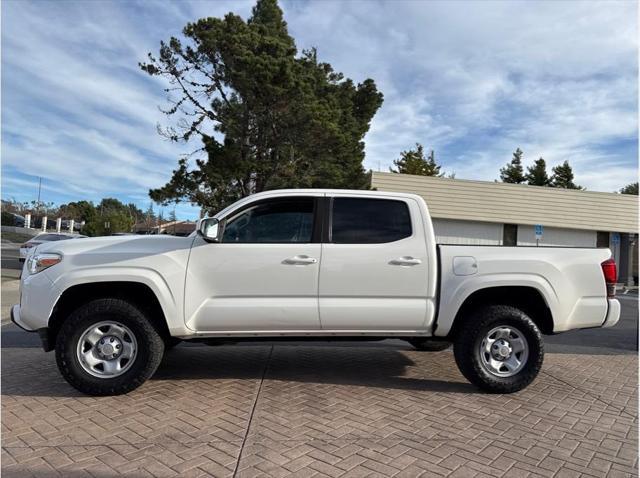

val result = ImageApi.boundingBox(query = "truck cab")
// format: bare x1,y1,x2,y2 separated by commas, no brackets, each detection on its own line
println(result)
188,190,438,335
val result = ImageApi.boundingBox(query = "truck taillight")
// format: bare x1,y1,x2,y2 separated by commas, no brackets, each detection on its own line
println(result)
601,258,617,298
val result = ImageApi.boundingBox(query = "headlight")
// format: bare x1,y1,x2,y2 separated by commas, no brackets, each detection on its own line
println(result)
27,253,62,274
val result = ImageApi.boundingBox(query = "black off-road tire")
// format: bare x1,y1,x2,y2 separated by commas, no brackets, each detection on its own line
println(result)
407,338,451,351
453,305,544,393
55,298,165,396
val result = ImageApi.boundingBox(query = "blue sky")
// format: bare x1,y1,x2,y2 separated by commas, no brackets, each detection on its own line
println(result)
2,0,637,220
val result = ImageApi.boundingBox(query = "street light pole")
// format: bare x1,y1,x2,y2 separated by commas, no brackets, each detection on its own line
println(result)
35,177,42,230
36,177,42,204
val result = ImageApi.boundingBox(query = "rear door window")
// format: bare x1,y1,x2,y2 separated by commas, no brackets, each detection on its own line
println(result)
331,198,412,244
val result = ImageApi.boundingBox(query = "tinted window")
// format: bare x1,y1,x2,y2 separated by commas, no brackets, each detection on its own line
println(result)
331,198,412,244
37,234,68,241
222,198,314,243
596,231,610,248
503,224,517,246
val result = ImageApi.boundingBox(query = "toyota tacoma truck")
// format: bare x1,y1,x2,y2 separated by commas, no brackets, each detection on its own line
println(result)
11,189,620,396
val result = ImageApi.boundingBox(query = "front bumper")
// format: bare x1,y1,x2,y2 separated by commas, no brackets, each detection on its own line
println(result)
11,305,53,351
602,298,621,328
15,269,61,331
10,305,33,331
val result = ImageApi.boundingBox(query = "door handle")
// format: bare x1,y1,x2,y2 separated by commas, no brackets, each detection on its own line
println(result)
283,255,318,265
390,256,422,266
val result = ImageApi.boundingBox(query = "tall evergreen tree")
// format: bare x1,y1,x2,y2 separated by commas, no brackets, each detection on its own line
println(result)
141,0,383,214
619,182,638,195
127,203,144,223
551,161,582,189
499,148,526,184
390,144,443,176
144,203,156,229
526,157,550,186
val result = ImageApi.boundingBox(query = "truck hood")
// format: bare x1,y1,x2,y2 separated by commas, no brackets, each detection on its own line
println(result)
36,234,195,268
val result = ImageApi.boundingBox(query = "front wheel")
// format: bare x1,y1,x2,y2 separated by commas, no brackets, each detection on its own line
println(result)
453,305,544,393
55,298,165,396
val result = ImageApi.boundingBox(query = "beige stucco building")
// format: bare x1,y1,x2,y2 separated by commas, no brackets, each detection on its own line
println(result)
371,172,639,286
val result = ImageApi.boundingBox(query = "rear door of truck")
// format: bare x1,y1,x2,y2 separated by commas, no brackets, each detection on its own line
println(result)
318,193,433,331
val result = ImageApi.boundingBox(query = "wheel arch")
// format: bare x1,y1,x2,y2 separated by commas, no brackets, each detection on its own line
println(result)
445,285,554,339
46,281,171,352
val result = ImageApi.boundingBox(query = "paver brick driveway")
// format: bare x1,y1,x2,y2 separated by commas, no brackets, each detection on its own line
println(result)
2,340,637,478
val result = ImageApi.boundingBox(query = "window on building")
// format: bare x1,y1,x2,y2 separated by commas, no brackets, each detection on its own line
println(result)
503,224,518,246
596,231,610,248
222,198,314,243
331,198,412,244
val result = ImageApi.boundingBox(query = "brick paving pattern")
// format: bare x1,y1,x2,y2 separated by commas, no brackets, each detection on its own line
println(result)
2,344,637,477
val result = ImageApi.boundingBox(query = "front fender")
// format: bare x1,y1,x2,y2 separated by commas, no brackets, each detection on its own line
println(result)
45,266,190,336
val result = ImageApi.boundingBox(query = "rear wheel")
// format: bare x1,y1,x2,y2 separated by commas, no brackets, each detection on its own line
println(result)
453,305,543,393
407,338,451,351
55,298,165,396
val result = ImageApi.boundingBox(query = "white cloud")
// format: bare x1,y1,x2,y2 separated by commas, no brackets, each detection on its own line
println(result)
283,0,638,187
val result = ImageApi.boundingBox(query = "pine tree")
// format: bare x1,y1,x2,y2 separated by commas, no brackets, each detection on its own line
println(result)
144,203,156,230
526,157,550,186
390,144,443,176
425,150,442,177
551,161,582,189
620,182,638,195
141,0,383,213
499,148,526,184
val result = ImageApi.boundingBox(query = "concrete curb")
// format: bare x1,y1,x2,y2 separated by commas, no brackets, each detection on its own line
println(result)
1,266,22,279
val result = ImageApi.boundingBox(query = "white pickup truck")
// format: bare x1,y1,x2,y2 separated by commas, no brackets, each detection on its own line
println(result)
12,189,620,396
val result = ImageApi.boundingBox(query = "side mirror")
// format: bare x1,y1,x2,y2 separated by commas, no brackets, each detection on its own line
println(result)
197,218,221,242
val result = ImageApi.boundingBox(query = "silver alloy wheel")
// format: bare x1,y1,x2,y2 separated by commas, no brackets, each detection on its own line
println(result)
479,325,528,377
76,321,137,378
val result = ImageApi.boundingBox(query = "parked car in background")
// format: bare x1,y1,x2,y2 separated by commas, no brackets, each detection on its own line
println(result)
30,218,59,230
1,211,25,227
19,233,87,262
60,219,83,232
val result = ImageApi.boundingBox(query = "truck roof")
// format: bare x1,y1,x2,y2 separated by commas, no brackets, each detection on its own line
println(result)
213,188,425,219
244,188,423,200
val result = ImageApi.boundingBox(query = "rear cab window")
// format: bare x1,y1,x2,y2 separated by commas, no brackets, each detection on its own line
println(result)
330,198,412,244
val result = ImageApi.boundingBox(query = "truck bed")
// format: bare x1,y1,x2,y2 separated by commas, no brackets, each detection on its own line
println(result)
434,244,613,336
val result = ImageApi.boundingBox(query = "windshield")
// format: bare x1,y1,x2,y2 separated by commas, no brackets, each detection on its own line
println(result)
35,234,70,241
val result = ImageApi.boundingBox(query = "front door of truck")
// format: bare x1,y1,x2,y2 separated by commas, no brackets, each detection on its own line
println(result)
185,196,322,332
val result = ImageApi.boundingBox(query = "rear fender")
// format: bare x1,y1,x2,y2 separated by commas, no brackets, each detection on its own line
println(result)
434,274,558,337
